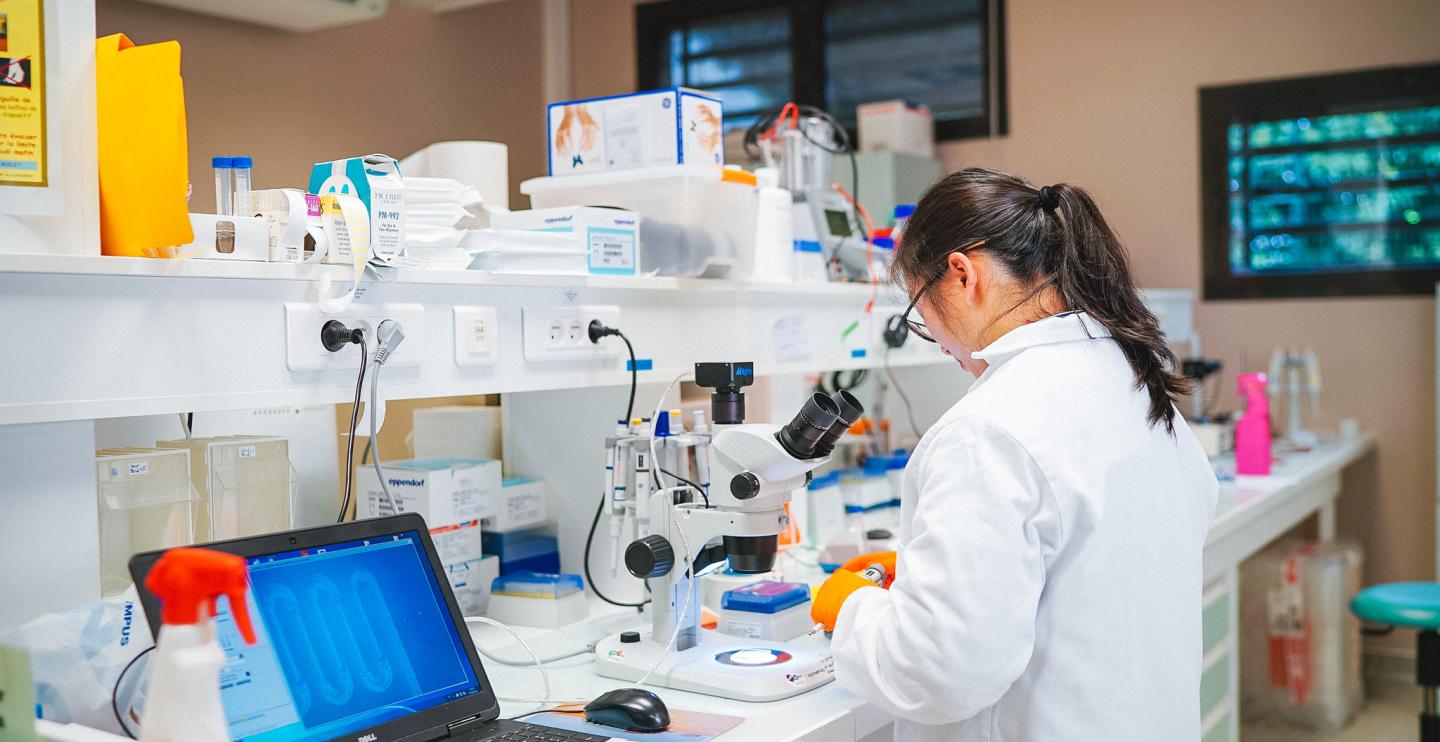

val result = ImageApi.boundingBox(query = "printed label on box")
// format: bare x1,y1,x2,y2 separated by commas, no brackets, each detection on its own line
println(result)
588,228,636,272
239,446,257,458
721,620,762,639
129,462,150,475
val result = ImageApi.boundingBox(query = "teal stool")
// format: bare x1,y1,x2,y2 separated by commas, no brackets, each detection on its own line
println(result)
1352,583,1440,742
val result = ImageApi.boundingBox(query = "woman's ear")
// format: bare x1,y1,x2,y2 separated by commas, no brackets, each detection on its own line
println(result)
949,250,980,302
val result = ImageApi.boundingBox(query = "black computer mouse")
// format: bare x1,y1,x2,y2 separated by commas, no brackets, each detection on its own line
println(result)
583,687,671,732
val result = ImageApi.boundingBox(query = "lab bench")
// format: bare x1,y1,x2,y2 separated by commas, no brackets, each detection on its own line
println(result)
474,434,1374,742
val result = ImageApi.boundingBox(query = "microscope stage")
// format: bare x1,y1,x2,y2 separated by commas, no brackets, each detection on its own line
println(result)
594,628,835,702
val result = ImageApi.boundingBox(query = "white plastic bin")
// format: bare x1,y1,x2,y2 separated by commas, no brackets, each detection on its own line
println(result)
463,229,587,275
521,165,758,278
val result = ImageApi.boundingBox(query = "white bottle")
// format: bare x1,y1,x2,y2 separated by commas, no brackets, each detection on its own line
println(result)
752,167,794,282
141,548,257,742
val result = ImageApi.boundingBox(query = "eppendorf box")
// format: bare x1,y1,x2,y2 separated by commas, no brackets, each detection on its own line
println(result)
355,457,500,526
547,87,723,176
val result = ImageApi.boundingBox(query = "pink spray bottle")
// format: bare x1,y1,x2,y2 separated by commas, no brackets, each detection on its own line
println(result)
1235,372,1271,475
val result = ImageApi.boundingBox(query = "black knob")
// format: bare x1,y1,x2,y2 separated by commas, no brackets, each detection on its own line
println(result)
730,471,762,500
625,535,674,579
620,631,641,644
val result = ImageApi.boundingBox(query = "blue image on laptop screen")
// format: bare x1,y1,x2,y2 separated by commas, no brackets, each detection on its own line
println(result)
202,530,482,741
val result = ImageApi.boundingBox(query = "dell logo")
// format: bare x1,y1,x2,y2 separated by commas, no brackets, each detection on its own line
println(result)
357,734,378,742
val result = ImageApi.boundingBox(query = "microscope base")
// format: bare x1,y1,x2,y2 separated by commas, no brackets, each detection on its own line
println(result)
594,629,835,702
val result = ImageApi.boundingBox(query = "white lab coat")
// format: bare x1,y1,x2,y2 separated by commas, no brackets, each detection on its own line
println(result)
832,312,1218,741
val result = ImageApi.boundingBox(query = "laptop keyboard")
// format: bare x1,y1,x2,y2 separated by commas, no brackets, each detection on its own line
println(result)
489,726,612,741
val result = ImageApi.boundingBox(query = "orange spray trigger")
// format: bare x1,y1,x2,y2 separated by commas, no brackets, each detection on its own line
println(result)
145,547,257,645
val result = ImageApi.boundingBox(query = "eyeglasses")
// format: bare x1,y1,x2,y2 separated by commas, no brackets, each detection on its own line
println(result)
899,240,986,344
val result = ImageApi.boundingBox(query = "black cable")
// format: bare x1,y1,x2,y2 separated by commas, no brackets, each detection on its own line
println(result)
618,332,637,422
659,466,709,508
583,494,648,609
507,708,577,722
884,347,921,438
582,325,647,609
337,336,368,523
112,644,157,739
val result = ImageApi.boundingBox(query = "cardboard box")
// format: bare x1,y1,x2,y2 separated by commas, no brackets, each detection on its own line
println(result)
445,554,500,616
308,153,406,260
429,518,485,566
355,458,501,526
483,478,548,532
236,189,322,263
857,100,935,158
413,406,503,461
490,207,640,276
547,88,723,176
181,214,269,261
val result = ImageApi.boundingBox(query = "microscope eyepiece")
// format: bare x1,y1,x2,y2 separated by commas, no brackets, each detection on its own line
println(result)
813,390,865,458
776,393,841,459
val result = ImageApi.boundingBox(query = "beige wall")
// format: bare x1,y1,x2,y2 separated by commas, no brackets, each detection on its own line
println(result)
571,0,1440,621
96,0,547,210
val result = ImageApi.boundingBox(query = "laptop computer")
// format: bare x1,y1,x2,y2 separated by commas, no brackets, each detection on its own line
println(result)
129,513,612,742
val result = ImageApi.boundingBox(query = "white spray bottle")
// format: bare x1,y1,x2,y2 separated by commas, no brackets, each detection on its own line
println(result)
141,547,257,742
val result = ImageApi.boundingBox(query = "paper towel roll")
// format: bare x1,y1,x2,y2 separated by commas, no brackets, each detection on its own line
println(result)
401,141,509,210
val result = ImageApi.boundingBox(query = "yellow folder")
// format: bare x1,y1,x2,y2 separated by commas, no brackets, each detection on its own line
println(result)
96,33,193,257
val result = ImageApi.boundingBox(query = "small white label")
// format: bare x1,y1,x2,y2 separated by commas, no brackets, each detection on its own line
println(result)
589,230,636,272
239,446,258,458
128,462,150,475
720,619,763,639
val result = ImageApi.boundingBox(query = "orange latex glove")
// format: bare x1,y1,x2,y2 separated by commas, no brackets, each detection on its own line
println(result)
811,551,897,632
841,551,898,588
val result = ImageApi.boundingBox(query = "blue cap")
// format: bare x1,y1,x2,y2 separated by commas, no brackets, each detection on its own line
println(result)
894,204,916,219
809,471,840,490
232,156,253,168
211,156,233,168
654,410,671,437
871,236,895,249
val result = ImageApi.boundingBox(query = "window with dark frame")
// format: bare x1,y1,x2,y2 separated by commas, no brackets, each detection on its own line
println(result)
1200,62,1440,300
635,0,1006,141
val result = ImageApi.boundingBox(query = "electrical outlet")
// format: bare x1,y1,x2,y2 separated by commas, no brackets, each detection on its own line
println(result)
454,306,498,366
285,302,425,371
522,305,622,362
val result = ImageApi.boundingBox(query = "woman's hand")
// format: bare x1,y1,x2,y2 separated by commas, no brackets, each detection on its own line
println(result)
811,551,898,632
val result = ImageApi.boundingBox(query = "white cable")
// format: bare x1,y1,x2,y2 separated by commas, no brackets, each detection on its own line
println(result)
649,371,693,496
464,616,583,709
633,509,694,689
369,362,399,515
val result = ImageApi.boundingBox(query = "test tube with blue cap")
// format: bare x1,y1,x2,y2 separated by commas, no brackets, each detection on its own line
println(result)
232,156,254,205
212,157,233,215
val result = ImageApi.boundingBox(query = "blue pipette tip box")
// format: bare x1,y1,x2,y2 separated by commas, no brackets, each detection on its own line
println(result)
721,580,811,614
491,571,585,598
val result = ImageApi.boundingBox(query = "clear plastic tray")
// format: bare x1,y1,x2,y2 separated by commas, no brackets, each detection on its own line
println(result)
96,448,197,596
521,165,758,278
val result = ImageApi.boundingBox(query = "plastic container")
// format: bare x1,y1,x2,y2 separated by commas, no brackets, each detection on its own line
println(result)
156,436,295,542
792,471,847,549
751,166,794,282
231,156,253,198
487,590,589,628
793,240,827,284
521,165,758,278
818,527,897,573
717,581,814,641
491,571,584,598
463,228,587,275
96,448,197,596
1240,539,1363,731
482,521,560,575
211,157,233,216
893,204,915,241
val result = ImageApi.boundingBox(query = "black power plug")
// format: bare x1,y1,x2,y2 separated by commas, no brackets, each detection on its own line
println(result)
321,320,365,352
588,319,622,343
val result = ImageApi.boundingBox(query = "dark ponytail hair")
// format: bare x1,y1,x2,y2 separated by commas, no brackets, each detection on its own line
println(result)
894,168,1190,433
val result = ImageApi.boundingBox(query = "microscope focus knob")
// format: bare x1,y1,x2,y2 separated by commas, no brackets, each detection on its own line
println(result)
730,471,762,500
625,535,674,579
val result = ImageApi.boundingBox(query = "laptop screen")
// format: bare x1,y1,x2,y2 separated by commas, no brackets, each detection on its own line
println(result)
204,529,483,741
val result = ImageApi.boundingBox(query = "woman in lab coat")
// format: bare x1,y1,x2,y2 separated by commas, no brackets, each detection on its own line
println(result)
811,168,1218,741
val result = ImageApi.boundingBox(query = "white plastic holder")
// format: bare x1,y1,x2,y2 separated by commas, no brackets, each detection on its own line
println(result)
485,590,588,628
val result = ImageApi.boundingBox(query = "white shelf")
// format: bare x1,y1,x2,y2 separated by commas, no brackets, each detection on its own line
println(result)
0,255,937,425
